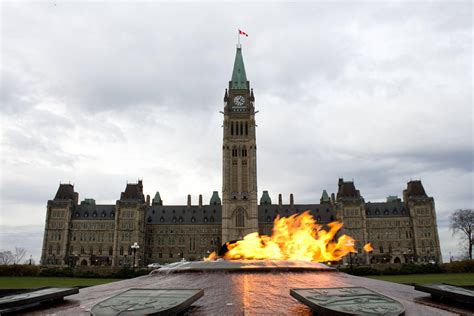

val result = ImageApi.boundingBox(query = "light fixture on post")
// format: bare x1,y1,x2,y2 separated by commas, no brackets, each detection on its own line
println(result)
131,242,140,271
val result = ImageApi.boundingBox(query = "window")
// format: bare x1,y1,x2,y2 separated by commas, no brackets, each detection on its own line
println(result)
235,209,244,228
379,245,384,254
81,246,85,254
242,147,247,157
245,122,248,135
109,246,113,256
120,246,124,256
48,245,53,255
231,121,234,135
90,246,93,255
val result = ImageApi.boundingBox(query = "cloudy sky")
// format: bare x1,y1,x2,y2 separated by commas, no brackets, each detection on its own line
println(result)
1,1,472,263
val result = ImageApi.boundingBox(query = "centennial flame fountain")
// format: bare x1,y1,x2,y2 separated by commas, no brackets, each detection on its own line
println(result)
26,213,456,315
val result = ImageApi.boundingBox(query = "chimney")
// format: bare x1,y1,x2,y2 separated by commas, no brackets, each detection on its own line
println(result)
187,194,191,207
290,193,294,207
199,194,203,207
278,194,282,206
146,195,150,206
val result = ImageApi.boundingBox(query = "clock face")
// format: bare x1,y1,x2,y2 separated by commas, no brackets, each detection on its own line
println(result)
233,95,245,107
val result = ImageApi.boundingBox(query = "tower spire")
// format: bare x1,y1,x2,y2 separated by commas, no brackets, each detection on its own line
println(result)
230,45,248,90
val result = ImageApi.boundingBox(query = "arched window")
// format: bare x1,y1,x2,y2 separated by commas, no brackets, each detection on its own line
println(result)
235,209,245,228
245,122,248,135
240,121,243,135
231,121,234,135
119,246,124,256
98,246,102,255
90,246,93,255
81,246,85,254
56,245,60,255
48,245,53,255
242,147,247,157
109,246,113,256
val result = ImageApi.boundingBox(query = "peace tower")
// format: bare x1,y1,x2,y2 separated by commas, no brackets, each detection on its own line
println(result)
221,44,259,242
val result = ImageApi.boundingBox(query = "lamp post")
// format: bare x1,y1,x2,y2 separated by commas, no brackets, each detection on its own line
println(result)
131,242,140,271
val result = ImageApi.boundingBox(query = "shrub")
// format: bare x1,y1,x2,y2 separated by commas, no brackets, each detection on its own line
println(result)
0,264,40,277
442,260,474,273
39,267,74,277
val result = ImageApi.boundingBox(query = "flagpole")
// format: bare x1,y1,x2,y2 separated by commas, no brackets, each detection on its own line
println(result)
237,29,240,47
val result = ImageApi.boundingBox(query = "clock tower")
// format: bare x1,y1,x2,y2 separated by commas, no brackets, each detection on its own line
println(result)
221,44,258,243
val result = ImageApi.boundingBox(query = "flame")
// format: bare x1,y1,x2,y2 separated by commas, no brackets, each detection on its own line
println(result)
363,242,373,253
207,211,358,262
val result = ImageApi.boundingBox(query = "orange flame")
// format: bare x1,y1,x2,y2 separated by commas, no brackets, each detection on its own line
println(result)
363,242,373,253
207,211,357,262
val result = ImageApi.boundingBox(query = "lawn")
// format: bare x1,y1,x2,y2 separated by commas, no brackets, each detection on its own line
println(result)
366,273,474,286
0,277,121,289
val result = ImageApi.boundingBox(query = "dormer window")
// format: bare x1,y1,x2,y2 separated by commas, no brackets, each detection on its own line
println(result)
92,212,97,218
172,216,177,223
191,216,196,223
160,216,164,223
75,212,80,217
84,212,89,217
210,216,214,222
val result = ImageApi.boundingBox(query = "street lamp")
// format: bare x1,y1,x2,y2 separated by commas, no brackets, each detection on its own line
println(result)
131,242,140,271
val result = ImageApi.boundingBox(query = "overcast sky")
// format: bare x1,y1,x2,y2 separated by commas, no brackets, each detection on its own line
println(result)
0,1,472,263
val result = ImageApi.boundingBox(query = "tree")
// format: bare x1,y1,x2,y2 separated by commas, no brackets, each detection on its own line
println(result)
0,251,14,265
13,247,27,264
450,209,474,260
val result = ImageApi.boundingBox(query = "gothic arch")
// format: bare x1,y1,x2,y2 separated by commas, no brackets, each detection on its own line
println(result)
232,208,248,228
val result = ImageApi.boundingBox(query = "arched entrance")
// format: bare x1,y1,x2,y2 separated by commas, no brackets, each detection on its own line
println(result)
394,257,401,264
80,259,88,266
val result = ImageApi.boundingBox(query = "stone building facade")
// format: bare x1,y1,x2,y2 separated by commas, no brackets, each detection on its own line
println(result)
41,45,442,267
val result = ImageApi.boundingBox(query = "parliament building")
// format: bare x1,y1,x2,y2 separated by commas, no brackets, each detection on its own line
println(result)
41,45,442,267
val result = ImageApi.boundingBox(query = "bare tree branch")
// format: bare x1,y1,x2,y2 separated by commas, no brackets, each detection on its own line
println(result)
0,251,14,265
13,247,27,264
450,209,474,260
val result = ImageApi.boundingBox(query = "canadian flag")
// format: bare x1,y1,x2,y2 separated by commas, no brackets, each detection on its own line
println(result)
239,29,249,37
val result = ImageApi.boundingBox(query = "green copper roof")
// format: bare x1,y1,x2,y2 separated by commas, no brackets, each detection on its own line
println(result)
321,190,330,203
386,195,399,202
230,46,248,90
152,192,162,205
82,198,96,205
260,191,272,204
210,191,221,205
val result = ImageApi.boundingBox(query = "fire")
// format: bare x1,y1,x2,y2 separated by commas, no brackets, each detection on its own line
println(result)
363,242,373,253
207,211,359,262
